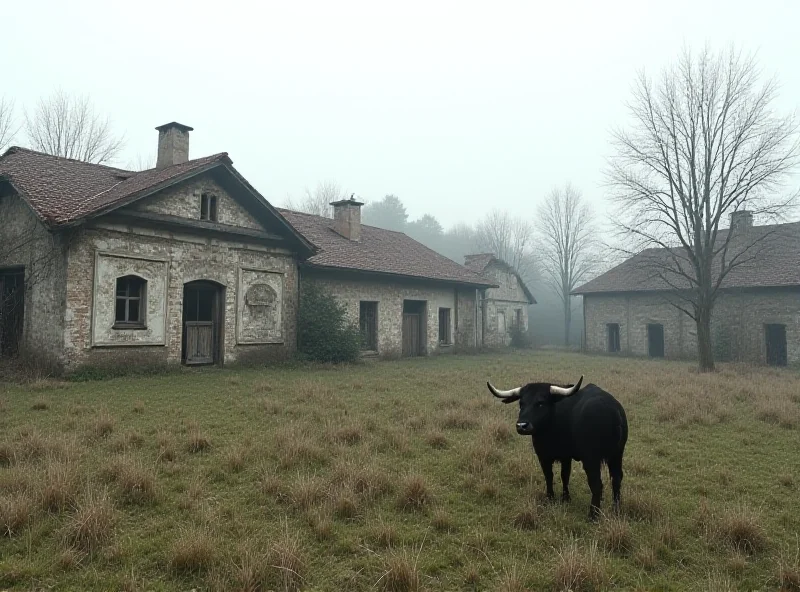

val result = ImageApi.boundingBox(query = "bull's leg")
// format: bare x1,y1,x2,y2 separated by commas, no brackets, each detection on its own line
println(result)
582,460,603,520
538,457,555,501
607,455,623,514
560,459,572,502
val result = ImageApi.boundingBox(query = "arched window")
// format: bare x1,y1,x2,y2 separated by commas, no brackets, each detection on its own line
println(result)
114,275,146,328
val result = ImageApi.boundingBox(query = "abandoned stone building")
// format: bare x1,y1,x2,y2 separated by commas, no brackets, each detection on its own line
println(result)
0,123,502,369
573,214,800,366
464,254,535,347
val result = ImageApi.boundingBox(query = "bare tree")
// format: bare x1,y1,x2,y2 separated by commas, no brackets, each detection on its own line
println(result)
537,184,597,346
284,180,347,218
608,46,800,371
474,209,536,279
126,152,156,171
0,96,18,153
25,89,125,164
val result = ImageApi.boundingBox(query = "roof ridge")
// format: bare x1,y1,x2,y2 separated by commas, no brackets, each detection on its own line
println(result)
1,146,135,174
277,207,411,234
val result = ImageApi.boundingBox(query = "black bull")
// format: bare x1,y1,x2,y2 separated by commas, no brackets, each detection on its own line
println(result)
487,376,628,520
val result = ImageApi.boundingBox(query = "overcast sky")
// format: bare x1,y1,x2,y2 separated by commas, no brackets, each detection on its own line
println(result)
5,0,800,228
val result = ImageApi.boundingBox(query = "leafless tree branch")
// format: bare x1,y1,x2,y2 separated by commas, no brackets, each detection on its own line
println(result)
24,89,125,164
607,45,800,370
0,96,18,153
536,184,598,345
474,209,536,279
284,180,347,218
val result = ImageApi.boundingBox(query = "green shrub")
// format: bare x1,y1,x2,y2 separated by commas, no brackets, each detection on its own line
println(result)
509,322,533,349
298,282,361,363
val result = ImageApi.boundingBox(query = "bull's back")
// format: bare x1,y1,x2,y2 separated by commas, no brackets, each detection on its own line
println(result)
569,385,627,460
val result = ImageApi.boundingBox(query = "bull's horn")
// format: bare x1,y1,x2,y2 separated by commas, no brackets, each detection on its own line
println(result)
487,382,521,399
550,376,583,396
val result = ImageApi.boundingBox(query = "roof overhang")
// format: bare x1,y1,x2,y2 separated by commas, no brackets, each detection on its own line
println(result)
301,262,499,290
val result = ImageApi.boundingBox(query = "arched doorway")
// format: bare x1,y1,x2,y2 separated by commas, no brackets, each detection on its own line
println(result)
182,280,225,365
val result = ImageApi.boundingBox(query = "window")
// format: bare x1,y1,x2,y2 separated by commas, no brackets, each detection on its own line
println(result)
114,275,146,328
438,308,452,345
200,193,218,222
607,323,620,353
514,309,523,329
359,301,378,351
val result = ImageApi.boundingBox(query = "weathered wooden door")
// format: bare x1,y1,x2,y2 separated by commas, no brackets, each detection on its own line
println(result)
0,269,25,357
647,323,664,358
402,313,421,357
182,282,222,365
765,324,787,367
185,321,214,365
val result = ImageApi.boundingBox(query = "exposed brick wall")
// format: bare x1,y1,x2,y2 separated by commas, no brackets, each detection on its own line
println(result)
133,174,263,230
0,194,68,362
302,270,478,356
583,289,800,364
63,223,298,368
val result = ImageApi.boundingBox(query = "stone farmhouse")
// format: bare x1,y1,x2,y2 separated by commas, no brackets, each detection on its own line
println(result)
464,254,535,347
0,123,505,369
573,213,800,366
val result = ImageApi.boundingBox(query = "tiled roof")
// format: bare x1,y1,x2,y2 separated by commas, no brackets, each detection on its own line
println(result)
278,209,497,287
573,222,800,294
464,253,536,303
0,146,229,225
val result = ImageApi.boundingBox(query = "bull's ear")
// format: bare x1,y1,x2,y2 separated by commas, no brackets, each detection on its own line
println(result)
500,394,520,404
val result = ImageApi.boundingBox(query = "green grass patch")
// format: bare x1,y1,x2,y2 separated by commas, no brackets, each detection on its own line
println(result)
0,351,798,590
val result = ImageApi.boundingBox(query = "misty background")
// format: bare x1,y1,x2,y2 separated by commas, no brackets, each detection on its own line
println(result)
4,0,799,345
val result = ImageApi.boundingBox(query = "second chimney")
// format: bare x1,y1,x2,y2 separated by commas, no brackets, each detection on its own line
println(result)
331,196,364,241
156,122,193,168
729,210,754,232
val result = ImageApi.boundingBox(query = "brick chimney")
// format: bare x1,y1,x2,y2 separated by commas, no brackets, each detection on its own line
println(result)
729,210,754,232
155,122,193,168
331,196,364,241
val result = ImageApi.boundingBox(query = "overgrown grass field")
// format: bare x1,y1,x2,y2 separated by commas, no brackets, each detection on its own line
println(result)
0,352,798,591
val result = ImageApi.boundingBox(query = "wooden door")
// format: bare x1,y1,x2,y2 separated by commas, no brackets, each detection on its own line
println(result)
765,324,787,367
647,324,664,358
182,283,220,365
185,321,214,364
402,313,421,357
0,269,25,357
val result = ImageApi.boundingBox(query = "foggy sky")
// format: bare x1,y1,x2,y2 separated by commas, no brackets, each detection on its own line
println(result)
5,0,800,228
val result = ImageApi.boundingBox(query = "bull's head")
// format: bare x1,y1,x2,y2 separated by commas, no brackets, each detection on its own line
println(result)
487,376,583,436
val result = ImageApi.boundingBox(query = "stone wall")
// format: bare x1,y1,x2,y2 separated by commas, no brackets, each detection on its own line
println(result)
303,270,478,356
133,174,263,230
712,289,800,364
480,262,530,348
63,224,297,368
0,193,68,362
583,289,800,364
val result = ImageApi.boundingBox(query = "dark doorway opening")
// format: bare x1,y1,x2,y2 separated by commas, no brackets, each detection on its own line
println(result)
0,268,25,357
765,324,787,367
402,300,426,357
359,301,378,352
607,323,620,353
182,281,224,365
647,323,664,358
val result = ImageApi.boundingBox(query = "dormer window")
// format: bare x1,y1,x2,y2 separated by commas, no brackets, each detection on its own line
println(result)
200,193,218,222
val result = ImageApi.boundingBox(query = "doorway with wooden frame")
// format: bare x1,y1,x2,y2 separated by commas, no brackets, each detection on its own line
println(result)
402,300,426,357
0,268,25,357
182,281,225,365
